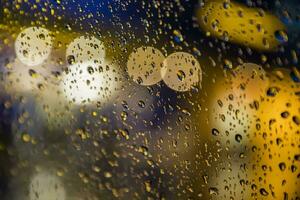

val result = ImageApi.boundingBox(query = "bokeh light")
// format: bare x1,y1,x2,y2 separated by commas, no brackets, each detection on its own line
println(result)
15,27,52,66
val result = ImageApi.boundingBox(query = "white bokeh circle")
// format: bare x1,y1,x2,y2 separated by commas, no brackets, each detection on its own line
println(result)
66,36,105,64
162,52,201,92
15,27,52,66
127,46,165,86
61,60,121,105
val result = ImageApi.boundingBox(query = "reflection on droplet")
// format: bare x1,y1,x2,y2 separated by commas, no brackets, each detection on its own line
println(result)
15,27,52,66
211,128,219,136
127,46,165,86
274,30,288,43
235,134,242,143
67,55,75,65
162,52,201,92
209,187,219,195
279,162,286,171
260,188,269,196
177,70,186,81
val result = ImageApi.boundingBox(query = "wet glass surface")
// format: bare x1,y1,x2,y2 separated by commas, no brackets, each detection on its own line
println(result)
0,0,300,199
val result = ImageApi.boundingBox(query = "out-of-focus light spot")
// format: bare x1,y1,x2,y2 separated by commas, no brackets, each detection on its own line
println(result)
248,68,300,199
162,52,201,92
230,63,269,103
29,171,66,200
209,80,255,148
210,162,251,199
127,46,165,86
5,58,51,92
66,36,105,64
15,27,52,66
60,60,121,105
196,0,286,51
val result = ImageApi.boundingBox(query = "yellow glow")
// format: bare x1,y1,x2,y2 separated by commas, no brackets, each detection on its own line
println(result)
196,0,286,51
230,63,269,103
209,77,255,147
248,69,300,199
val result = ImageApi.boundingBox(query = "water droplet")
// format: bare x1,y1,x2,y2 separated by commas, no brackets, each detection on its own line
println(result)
294,154,300,161
67,55,75,65
87,66,94,74
281,111,289,118
203,175,208,184
23,50,28,57
212,128,219,136
173,30,183,43
223,2,230,9
38,33,45,40
211,19,220,32
260,188,269,196
120,111,128,121
279,162,286,171
267,87,280,97
292,116,300,125
22,133,31,143
144,181,151,192
251,184,257,191
235,134,242,143
209,187,219,195
274,30,288,43
290,68,300,83
177,70,186,81
104,172,112,178
291,165,297,172
138,100,145,108
29,69,38,78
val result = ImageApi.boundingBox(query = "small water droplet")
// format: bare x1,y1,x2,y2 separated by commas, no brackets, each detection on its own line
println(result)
67,55,75,65
212,128,219,136
281,111,290,119
38,33,45,40
235,134,242,143
267,87,280,97
292,116,300,125
177,70,186,81
22,133,31,143
274,30,288,43
209,187,219,195
279,162,286,171
23,50,28,57
138,100,145,108
87,66,94,74
260,188,269,196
